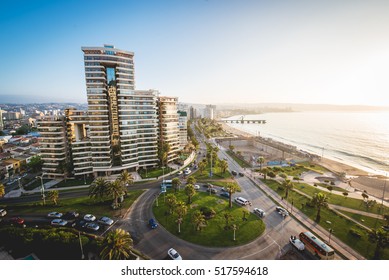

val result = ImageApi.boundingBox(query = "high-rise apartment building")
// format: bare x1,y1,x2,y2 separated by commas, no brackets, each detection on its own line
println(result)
157,96,180,163
205,104,216,120
178,110,188,150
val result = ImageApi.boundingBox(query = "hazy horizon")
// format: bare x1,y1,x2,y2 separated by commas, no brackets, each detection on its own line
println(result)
1,1,389,106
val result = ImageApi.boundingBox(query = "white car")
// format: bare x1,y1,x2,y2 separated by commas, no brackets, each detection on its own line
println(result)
276,206,289,216
184,170,191,175
290,236,305,251
253,208,266,218
194,184,200,190
178,171,183,175
51,219,68,226
86,222,100,231
47,212,63,218
0,209,7,217
84,214,96,222
168,248,182,260
98,216,114,226
234,197,249,206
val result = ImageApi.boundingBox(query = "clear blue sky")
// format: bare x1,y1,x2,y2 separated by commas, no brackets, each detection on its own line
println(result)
1,0,389,106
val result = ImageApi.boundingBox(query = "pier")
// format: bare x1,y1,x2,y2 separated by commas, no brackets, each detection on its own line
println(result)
219,116,266,124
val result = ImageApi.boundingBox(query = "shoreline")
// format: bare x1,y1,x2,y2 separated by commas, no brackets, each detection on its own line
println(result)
220,121,389,199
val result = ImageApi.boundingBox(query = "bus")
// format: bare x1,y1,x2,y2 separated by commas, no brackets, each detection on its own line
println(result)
299,231,335,260
161,180,172,188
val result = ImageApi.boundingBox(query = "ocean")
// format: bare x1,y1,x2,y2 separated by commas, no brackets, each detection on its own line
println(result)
225,111,389,175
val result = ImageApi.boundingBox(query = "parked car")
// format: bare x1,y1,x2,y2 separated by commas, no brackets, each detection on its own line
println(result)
238,172,244,177
47,212,63,218
178,171,183,175
194,184,200,190
289,235,305,251
208,188,217,194
51,219,68,227
382,225,389,232
220,192,230,198
167,248,182,260
235,197,249,205
0,209,7,217
84,214,96,222
10,217,25,226
184,169,191,175
85,222,100,231
276,206,289,216
253,208,265,217
63,211,79,220
98,216,114,226
231,170,238,176
73,219,87,229
149,218,158,229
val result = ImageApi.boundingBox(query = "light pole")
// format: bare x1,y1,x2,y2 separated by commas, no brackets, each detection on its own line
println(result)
36,173,46,205
78,232,85,260
328,228,334,244
17,177,22,192
84,173,86,184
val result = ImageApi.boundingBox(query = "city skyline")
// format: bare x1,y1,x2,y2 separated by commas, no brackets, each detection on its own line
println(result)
1,1,389,106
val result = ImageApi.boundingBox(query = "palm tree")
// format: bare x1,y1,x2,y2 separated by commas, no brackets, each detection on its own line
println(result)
311,192,329,222
118,170,134,188
368,228,389,259
262,167,269,180
198,161,206,175
282,179,294,199
171,177,181,193
186,176,196,185
47,190,59,205
106,180,126,208
185,184,196,204
219,159,228,174
89,177,108,201
174,201,188,233
165,193,177,214
192,210,206,231
257,156,265,170
0,183,5,198
100,229,134,260
226,182,241,208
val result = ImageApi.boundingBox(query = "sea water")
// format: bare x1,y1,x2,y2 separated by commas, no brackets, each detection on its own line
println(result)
225,111,389,175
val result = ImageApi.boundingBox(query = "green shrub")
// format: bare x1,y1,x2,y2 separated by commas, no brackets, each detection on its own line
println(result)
349,228,362,239
268,171,276,178
330,181,335,185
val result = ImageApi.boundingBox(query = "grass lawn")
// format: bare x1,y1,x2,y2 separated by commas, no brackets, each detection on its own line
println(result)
261,179,389,259
316,183,348,193
139,167,174,179
337,209,387,230
276,165,309,177
153,190,265,247
55,178,94,188
298,162,328,174
194,164,232,180
7,190,144,218
226,151,251,168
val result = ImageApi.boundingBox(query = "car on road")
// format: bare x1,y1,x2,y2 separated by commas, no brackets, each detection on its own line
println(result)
149,218,158,229
98,216,114,226
220,192,230,198
289,236,305,251
276,206,289,216
235,197,249,206
84,214,96,222
10,217,25,226
253,208,266,218
167,248,182,260
63,211,79,220
194,184,200,190
178,171,183,175
85,222,100,231
184,169,191,175
0,209,7,217
47,212,63,218
51,219,68,227
238,172,244,177
231,170,238,176
208,187,217,194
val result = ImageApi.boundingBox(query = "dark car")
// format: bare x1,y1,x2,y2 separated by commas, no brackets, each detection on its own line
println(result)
220,192,230,198
63,211,80,220
73,219,87,229
10,217,25,226
208,188,217,194
149,218,158,229
238,172,244,177
231,170,238,176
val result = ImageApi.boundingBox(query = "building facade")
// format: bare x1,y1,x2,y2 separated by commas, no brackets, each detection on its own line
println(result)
177,110,188,150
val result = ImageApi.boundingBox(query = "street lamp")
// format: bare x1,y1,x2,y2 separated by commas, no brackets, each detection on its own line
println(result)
36,172,46,205
328,228,334,244
17,177,22,191
78,232,85,260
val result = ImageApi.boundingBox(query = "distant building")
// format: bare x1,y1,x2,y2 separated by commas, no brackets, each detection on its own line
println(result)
178,110,188,150
189,106,197,120
0,108,3,130
204,105,216,120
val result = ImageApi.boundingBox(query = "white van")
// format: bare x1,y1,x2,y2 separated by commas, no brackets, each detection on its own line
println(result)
234,197,249,206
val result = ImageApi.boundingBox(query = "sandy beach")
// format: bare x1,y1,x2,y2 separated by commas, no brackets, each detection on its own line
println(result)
220,121,389,200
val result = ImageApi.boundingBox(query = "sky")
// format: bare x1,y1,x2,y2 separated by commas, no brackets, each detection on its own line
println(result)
0,0,389,106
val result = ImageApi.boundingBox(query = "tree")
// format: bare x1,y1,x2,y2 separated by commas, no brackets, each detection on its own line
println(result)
192,210,206,231
384,214,389,226
226,183,241,208
282,179,294,199
89,178,108,201
171,177,181,193
106,180,126,209
257,157,265,170
279,173,287,179
229,145,235,152
311,192,329,222
327,185,333,193
262,167,269,180
165,193,177,214
223,213,233,229
342,192,349,199
27,155,43,172
362,192,369,201
242,209,249,221
118,170,134,188
198,161,206,175
368,229,389,259
158,142,171,166
0,183,5,198
186,176,196,185
174,201,188,233
219,160,228,174
185,184,196,204
47,190,59,205
100,229,134,260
